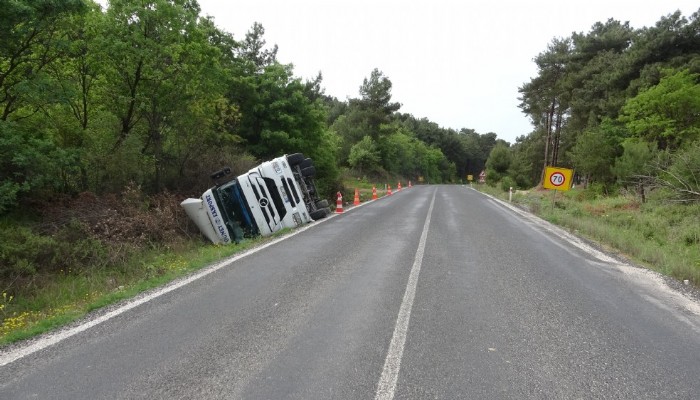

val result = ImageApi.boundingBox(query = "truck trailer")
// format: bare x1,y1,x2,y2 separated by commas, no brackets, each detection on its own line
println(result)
181,153,331,244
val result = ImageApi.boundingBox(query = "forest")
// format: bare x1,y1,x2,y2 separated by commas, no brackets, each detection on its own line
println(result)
0,0,699,314
0,0,501,219
501,9,700,200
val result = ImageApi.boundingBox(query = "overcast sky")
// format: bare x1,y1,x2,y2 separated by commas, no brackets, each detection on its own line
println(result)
195,1,697,143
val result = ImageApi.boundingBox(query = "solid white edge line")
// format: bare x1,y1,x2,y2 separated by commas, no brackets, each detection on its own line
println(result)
0,189,402,367
0,219,323,367
470,187,700,321
374,188,436,400
471,187,622,264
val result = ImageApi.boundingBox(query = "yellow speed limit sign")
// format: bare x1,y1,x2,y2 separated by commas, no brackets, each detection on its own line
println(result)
543,166,574,191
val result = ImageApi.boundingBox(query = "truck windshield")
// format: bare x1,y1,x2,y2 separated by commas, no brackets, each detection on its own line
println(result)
214,180,258,239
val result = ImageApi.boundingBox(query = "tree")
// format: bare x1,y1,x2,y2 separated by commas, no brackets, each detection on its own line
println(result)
566,19,636,132
652,141,700,203
98,0,229,192
569,120,623,187
330,111,369,165
485,143,512,184
414,144,452,184
518,38,571,185
44,2,104,132
627,10,700,91
378,124,422,179
0,0,87,211
619,69,700,150
352,68,401,139
235,22,277,73
0,0,87,120
612,139,656,202
508,134,540,188
458,129,494,177
404,117,469,179
518,9,700,193
228,24,330,156
348,135,380,176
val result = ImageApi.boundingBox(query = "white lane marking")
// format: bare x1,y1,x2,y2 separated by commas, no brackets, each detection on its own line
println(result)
0,191,394,367
375,189,436,400
0,221,323,367
474,188,700,327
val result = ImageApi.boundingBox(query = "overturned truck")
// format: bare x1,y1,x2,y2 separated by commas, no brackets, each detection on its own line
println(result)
181,153,331,244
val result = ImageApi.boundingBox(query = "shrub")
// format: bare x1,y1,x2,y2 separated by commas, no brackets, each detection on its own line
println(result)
485,168,502,187
1,184,192,289
654,142,700,203
500,176,517,192
0,221,109,280
0,225,54,277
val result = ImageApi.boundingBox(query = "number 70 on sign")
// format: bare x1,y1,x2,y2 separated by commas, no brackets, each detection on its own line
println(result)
543,166,574,191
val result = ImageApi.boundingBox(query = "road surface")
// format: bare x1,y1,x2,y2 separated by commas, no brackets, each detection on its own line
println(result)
1,185,699,399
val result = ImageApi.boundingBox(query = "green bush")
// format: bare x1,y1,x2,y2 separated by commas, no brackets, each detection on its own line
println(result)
0,225,56,277
485,168,501,187
655,142,700,203
500,176,517,192
0,220,108,280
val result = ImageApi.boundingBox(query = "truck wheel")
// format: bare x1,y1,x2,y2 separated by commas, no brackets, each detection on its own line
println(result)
315,199,329,209
300,158,314,169
310,209,327,220
301,166,316,177
287,153,304,166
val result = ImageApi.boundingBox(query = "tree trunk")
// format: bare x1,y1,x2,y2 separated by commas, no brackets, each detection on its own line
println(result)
539,97,556,186
551,106,563,166
114,59,144,150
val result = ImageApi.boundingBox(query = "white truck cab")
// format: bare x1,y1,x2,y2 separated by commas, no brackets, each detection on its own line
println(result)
181,154,330,244
253,157,311,231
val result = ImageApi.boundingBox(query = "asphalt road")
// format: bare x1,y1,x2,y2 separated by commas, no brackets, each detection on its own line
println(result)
1,185,699,399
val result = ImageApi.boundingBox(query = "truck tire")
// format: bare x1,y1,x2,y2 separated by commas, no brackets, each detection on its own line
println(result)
315,199,329,209
300,158,314,169
310,209,328,220
301,166,316,177
287,153,305,166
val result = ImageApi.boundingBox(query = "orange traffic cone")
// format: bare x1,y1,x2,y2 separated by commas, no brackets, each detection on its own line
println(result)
397,182,402,191
372,186,378,200
353,188,360,205
387,185,393,196
335,191,343,213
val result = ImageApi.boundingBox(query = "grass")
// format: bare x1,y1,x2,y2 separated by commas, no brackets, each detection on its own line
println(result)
0,237,264,346
341,175,410,203
0,173,404,346
4,182,696,346
477,184,700,286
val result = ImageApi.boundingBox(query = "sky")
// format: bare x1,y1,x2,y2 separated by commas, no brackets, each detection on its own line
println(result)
193,1,698,143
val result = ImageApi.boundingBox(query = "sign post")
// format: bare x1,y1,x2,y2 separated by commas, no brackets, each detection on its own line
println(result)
543,166,574,211
543,167,574,191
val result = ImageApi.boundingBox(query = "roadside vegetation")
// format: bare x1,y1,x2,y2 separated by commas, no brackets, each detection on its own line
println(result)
477,8,700,290
0,0,491,346
0,185,264,345
477,184,700,286
1,2,698,345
